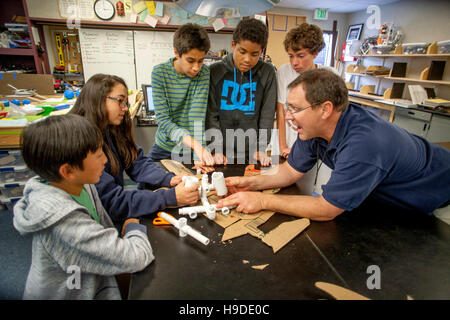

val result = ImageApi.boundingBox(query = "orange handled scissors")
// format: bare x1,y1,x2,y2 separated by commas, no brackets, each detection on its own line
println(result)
152,212,174,225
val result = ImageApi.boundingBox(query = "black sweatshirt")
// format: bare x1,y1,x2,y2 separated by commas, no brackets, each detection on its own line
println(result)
206,53,277,160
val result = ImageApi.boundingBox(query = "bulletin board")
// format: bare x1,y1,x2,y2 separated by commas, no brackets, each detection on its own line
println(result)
266,14,306,69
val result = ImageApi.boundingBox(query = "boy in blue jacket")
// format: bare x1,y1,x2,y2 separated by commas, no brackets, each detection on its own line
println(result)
14,114,154,299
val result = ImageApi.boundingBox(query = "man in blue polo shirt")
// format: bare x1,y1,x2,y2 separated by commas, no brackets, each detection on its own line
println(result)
217,69,450,222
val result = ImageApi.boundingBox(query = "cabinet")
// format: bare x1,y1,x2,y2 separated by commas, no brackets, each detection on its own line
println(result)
392,108,431,137
0,148,34,210
426,114,450,143
0,0,50,74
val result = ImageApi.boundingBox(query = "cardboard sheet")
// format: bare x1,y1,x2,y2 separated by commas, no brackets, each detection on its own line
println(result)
262,218,310,253
315,282,370,300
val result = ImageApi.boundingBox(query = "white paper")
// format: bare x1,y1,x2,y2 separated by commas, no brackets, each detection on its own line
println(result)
130,13,138,23
160,14,170,25
212,18,225,32
408,85,428,104
58,0,77,18
145,15,158,28
78,0,95,19
254,14,266,24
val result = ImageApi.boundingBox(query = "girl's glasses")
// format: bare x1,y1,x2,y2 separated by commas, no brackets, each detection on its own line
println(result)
107,96,130,109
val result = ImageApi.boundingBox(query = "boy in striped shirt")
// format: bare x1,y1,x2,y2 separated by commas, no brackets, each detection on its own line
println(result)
148,23,225,172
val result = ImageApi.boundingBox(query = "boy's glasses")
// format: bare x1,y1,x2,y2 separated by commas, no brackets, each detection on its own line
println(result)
107,96,130,109
286,102,322,115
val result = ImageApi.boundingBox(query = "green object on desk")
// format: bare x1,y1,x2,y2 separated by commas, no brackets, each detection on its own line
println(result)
38,106,55,116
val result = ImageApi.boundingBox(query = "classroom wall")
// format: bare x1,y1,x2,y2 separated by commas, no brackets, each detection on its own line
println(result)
347,0,450,43
25,0,239,29
268,6,348,68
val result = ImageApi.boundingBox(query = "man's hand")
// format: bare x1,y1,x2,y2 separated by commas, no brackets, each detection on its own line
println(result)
169,175,183,187
224,176,252,194
216,191,265,214
253,151,272,167
174,180,199,206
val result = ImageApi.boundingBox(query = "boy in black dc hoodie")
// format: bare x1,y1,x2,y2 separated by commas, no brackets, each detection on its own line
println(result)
206,18,277,166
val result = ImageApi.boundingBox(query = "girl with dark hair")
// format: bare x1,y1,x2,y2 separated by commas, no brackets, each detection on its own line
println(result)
70,73,199,222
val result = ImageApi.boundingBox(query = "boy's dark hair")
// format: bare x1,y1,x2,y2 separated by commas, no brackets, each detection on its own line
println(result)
21,114,102,182
288,69,349,112
173,23,210,56
284,23,325,54
233,18,268,49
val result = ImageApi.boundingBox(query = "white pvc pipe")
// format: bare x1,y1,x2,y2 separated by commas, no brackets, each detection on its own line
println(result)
211,172,228,196
159,212,210,246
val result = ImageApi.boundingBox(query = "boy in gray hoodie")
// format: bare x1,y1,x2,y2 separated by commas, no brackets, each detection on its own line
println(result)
13,114,154,299
206,18,277,166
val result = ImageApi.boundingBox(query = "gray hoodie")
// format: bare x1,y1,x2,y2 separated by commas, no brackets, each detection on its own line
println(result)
207,53,277,159
13,177,154,300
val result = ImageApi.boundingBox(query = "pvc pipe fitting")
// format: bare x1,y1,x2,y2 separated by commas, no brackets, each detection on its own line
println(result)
211,172,228,196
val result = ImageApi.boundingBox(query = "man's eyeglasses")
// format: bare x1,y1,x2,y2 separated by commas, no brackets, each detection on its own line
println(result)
286,102,322,115
107,96,130,109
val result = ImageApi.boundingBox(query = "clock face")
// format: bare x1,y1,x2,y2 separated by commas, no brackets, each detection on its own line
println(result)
94,0,115,21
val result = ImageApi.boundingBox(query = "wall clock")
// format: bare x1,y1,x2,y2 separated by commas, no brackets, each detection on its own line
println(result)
94,0,116,21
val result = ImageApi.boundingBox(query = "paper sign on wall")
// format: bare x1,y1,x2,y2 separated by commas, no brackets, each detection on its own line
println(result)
124,0,132,14
145,15,158,28
213,18,226,32
154,2,164,17
145,1,156,15
160,14,170,25
134,1,147,14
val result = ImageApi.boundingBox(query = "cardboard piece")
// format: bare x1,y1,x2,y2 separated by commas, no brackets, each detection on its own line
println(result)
261,218,310,253
0,74,54,96
161,159,195,176
222,211,275,241
315,282,370,300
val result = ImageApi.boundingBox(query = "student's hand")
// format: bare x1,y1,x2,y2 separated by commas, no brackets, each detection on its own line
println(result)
169,175,183,186
194,145,215,167
193,161,216,173
212,153,227,166
253,151,272,167
121,218,140,237
280,146,291,159
224,176,252,194
216,191,265,214
175,180,199,206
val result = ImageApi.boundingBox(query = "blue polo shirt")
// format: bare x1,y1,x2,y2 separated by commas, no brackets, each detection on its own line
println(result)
288,104,450,214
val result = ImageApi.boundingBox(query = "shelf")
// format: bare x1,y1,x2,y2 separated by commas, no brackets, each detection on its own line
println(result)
346,73,450,86
385,77,450,86
347,72,388,78
353,54,450,58
0,48,34,56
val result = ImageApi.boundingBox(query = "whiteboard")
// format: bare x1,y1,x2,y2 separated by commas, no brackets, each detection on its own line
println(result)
79,28,137,89
134,30,174,89
134,30,233,89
